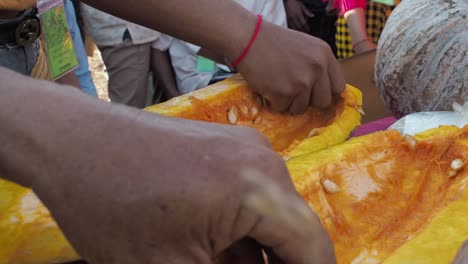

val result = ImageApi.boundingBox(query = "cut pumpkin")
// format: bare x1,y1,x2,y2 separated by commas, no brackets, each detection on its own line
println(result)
0,76,362,264
288,125,468,264
1,122,467,263
2,75,466,264
146,75,363,158
0,180,79,264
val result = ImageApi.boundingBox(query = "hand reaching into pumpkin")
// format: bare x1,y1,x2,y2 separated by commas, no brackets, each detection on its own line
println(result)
83,0,345,114
0,67,335,263
236,22,345,114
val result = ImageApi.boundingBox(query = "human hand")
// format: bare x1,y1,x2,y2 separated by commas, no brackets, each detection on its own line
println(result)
236,22,345,114
284,0,314,33
27,104,335,263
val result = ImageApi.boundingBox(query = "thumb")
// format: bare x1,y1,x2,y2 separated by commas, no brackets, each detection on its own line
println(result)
242,170,336,264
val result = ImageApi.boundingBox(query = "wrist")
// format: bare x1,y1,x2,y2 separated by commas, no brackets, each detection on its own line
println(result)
230,14,263,68
222,12,259,65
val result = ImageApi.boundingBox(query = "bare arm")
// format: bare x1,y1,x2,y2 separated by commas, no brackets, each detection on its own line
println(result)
344,8,377,54
0,67,335,263
82,0,254,64
82,0,345,114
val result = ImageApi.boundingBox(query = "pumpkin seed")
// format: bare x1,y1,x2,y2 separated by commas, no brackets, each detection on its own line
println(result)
322,179,340,193
451,159,464,171
227,106,238,125
254,94,263,106
253,114,262,125
240,105,249,116
308,128,321,138
448,170,458,178
251,106,259,117
404,135,417,149
357,107,366,116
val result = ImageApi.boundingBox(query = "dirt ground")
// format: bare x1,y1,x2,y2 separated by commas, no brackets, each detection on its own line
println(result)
87,49,109,101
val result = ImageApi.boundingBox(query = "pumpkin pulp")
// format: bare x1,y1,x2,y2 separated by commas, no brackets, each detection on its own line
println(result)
288,126,468,263
174,86,341,152
146,76,362,155
0,75,363,264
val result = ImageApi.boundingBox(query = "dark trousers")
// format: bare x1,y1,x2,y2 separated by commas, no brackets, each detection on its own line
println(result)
303,0,338,57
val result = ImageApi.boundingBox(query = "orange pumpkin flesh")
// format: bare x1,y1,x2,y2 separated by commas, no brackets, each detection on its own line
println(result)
146,75,363,156
288,126,468,263
0,76,362,264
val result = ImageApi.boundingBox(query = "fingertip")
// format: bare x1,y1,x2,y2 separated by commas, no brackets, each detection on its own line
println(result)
328,61,346,95
311,77,333,109
289,90,311,115
313,91,333,109
333,78,346,95
264,95,292,114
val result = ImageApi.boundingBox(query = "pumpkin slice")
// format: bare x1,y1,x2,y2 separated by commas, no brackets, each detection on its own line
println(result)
0,180,79,264
288,125,468,264
0,76,362,264
146,75,363,158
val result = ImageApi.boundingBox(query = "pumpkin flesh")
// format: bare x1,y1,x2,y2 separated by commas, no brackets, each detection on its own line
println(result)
146,75,363,156
0,76,362,264
288,126,468,263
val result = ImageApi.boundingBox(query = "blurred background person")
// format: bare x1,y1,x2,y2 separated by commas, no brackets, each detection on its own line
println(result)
336,0,401,59
81,5,172,107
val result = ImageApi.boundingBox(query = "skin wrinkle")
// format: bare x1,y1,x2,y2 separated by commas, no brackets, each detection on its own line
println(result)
229,196,246,244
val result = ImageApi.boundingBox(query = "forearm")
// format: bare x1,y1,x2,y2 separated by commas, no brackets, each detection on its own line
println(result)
0,68,99,186
0,67,157,190
344,7,369,44
82,0,256,62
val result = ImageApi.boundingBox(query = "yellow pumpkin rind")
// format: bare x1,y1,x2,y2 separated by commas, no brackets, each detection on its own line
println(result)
280,101,362,158
0,180,79,264
383,190,468,264
382,126,468,264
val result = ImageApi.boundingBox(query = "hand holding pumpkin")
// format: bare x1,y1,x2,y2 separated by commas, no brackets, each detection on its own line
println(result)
236,22,346,114
0,67,334,263
34,114,334,264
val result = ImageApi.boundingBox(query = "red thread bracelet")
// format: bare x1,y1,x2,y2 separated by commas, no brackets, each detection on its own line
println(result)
231,14,263,68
